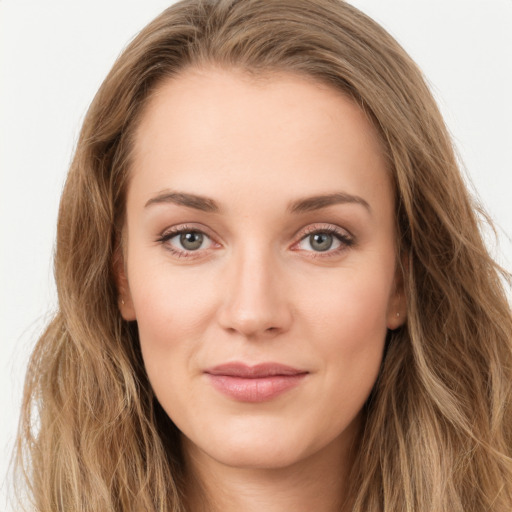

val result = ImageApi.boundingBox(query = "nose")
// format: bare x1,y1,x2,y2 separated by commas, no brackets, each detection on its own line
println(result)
217,246,293,339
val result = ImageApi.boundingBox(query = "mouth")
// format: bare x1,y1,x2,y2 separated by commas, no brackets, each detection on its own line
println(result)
204,362,308,402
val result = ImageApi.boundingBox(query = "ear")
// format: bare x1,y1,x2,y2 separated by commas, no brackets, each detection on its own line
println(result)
386,255,408,330
113,245,137,321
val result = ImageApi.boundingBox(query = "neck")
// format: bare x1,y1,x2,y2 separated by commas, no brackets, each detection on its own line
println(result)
182,425,360,512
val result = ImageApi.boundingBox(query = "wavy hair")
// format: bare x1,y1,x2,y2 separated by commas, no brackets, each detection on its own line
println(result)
16,0,512,510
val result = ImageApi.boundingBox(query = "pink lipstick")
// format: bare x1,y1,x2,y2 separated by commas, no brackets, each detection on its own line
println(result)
205,363,308,402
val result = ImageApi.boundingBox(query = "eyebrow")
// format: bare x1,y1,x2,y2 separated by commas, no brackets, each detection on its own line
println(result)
145,191,221,213
288,192,371,214
144,190,371,214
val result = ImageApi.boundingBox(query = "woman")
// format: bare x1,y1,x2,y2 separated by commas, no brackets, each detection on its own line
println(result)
15,0,512,511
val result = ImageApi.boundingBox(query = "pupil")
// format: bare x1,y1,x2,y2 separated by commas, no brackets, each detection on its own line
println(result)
180,232,203,250
310,233,333,251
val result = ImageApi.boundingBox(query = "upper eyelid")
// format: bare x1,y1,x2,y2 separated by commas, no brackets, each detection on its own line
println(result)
160,223,216,239
294,223,353,241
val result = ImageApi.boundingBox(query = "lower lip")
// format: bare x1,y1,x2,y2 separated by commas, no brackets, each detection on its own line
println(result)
206,374,307,402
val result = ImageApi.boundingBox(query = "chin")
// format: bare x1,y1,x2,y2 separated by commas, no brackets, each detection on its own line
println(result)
197,438,311,471
181,413,357,472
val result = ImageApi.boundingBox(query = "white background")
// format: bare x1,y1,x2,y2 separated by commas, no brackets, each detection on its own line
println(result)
1,1,511,509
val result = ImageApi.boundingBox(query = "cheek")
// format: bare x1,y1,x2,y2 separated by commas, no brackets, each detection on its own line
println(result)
131,275,210,418
126,261,215,366
299,262,392,399
303,262,393,344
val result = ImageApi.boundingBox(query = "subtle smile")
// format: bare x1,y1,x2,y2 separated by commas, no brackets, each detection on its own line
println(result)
204,363,309,402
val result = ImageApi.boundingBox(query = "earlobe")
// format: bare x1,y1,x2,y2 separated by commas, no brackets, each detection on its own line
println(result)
387,306,406,330
386,257,408,330
118,293,136,321
113,245,137,321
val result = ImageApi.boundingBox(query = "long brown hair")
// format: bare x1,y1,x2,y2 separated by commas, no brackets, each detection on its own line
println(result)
16,1,512,510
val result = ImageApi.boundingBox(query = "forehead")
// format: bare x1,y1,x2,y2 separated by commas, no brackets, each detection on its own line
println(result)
129,66,391,212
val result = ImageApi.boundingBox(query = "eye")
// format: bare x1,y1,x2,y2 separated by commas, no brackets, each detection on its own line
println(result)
294,225,354,255
157,225,217,257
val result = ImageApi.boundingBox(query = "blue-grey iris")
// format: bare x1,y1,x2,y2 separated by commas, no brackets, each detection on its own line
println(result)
310,233,333,252
180,232,203,250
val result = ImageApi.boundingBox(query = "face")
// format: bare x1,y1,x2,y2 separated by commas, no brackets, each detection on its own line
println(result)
118,67,405,472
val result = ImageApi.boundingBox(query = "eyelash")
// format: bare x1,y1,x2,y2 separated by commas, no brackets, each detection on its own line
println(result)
294,224,354,258
156,224,216,259
156,223,354,259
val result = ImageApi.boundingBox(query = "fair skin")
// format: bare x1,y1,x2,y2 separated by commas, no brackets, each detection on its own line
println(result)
118,67,405,512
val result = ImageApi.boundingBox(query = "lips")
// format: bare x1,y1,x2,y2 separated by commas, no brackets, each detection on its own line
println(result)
204,362,308,402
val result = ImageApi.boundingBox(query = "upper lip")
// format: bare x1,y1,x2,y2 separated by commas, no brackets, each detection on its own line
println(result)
205,362,308,378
